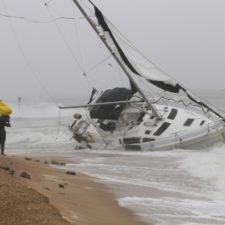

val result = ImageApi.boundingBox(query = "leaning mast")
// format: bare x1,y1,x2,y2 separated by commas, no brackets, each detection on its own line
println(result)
71,0,161,120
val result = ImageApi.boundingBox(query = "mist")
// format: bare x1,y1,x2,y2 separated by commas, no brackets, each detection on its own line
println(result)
0,0,225,103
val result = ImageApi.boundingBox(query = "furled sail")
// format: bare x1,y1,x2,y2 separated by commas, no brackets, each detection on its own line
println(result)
89,0,181,93
88,0,225,121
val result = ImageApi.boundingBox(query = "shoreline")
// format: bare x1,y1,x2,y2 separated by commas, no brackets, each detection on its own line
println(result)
0,155,151,225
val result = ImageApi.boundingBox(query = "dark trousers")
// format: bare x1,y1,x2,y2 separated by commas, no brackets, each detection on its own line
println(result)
0,127,6,155
0,142,5,155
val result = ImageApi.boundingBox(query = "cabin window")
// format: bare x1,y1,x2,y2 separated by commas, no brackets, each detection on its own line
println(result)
167,108,178,120
200,120,205,126
143,138,155,142
123,137,141,144
153,122,170,136
184,119,194,126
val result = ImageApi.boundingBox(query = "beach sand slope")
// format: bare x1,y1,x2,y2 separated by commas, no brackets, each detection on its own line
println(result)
0,156,151,225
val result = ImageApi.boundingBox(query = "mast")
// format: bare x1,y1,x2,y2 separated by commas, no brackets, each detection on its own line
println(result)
71,0,161,120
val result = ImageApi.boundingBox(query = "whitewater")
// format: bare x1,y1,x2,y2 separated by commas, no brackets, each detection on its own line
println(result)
5,94,225,225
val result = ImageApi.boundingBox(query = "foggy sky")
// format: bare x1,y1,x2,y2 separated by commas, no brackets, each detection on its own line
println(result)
1,0,225,103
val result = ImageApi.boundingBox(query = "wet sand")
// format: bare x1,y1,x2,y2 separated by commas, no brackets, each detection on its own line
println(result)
0,155,151,225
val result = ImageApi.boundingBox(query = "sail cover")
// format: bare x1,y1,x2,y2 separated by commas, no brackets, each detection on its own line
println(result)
90,88,132,120
89,1,182,93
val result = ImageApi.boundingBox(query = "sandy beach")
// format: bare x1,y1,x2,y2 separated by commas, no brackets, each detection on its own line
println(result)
0,155,150,225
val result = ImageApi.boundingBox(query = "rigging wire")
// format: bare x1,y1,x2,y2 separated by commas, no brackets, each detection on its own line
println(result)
80,0,95,15
45,0,54,5
106,18,173,81
75,0,139,91
44,2,99,91
116,62,126,88
0,11,87,24
1,0,58,106
85,54,113,75
46,1,120,92
70,0,85,73
44,4,84,72
69,0,120,91
69,0,100,92
48,1,99,45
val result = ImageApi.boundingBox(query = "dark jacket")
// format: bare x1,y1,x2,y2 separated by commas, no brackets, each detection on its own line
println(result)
0,116,10,142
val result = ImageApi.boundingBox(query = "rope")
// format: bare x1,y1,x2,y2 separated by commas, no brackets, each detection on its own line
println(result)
152,95,209,114
0,10,88,24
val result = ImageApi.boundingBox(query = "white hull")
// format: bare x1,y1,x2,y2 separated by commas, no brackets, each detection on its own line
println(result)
143,126,225,151
70,99,225,151
86,124,225,151
67,1,225,151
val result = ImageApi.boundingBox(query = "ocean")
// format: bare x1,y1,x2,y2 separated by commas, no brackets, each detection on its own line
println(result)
6,94,225,225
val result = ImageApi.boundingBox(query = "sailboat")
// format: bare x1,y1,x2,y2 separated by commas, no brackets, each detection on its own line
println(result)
60,0,225,150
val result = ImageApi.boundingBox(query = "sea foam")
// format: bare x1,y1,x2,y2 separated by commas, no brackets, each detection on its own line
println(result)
179,145,225,200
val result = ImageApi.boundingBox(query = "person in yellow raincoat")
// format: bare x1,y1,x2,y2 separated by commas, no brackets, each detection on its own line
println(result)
0,100,12,155
0,116,11,155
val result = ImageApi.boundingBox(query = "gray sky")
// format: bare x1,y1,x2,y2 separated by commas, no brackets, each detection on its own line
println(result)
1,0,225,103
